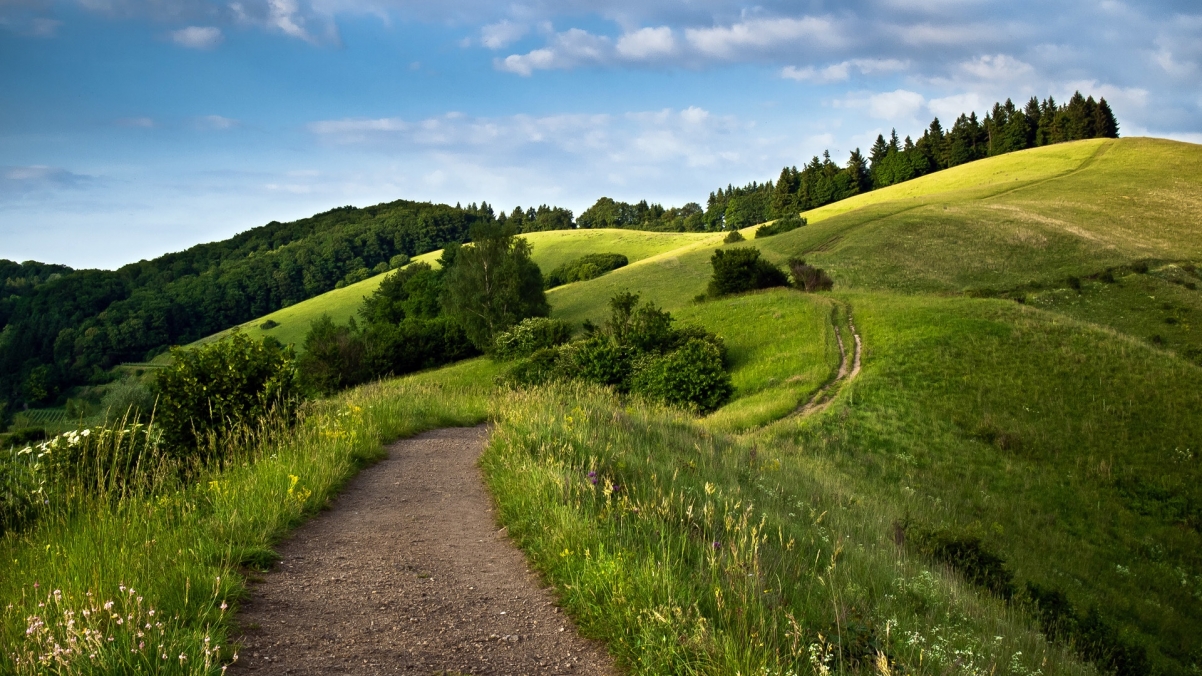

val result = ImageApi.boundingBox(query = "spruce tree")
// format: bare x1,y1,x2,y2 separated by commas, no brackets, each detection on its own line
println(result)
1095,98,1119,138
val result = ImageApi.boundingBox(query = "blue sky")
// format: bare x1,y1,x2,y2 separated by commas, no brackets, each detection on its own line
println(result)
2,0,1200,269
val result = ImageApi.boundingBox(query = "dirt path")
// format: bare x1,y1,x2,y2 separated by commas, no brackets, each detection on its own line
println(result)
232,426,615,675
795,308,862,417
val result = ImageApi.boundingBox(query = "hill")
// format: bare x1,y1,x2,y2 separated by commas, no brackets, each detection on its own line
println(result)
197,229,715,349
216,136,1202,673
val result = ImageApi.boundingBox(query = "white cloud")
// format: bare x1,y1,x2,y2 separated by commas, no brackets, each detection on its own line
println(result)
480,20,526,49
927,92,987,120
867,89,927,120
782,58,908,83
1,165,91,192
959,54,1034,81
685,16,841,59
1153,48,1196,78
496,28,610,75
171,25,223,49
196,115,239,130
900,22,996,46
615,26,675,60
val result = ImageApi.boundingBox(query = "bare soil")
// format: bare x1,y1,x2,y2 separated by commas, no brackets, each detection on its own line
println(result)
232,426,615,675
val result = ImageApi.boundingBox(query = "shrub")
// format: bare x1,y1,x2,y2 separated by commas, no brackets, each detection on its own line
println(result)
500,348,565,388
571,337,634,389
297,315,366,395
360,262,443,325
786,257,834,292
6,427,48,447
908,527,1016,599
155,329,301,460
299,315,478,395
1025,582,1151,676
723,229,745,244
0,450,39,536
259,319,280,330
545,253,629,288
631,338,733,413
493,317,574,360
389,253,411,269
755,214,806,238
502,293,733,412
101,377,157,423
706,247,789,298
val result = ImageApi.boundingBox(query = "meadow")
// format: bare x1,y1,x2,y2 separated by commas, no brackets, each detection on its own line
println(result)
5,136,1201,674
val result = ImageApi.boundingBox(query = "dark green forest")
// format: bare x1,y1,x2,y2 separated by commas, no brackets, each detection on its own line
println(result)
0,200,501,411
0,91,1117,416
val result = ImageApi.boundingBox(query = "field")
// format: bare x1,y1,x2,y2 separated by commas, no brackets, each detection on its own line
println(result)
6,136,1202,674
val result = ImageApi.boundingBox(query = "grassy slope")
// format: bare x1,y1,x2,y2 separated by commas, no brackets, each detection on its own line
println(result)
195,229,712,350
159,137,1201,672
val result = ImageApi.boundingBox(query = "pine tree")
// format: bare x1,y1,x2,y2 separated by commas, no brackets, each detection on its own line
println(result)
845,149,870,195
869,134,889,166
1095,98,1119,138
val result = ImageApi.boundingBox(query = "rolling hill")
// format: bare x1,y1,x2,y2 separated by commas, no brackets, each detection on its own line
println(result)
153,136,1202,673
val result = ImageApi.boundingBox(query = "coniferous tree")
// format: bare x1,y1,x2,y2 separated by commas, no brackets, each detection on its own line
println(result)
1095,98,1119,138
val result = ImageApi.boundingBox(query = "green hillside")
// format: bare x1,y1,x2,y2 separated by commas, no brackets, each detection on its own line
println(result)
160,136,1202,673
199,229,713,349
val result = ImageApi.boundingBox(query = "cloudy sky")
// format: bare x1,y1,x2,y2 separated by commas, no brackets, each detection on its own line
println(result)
2,0,1199,268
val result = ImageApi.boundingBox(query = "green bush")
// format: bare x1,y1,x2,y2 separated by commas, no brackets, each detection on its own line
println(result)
0,451,38,536
499,348,565,388
503,292,733,412
722,229,745,244
545,252,629,288
298,314,478,395
5,427,48,447
155,330,301,460
492,317,573,360
297,315,365,395
786,257,834,292
706,247,789,298
631,338,733,413
908,528,1015,599
101,377,157,423
259,319,280,330
1026,582,1151,676
570,337,634,389
389,253,411,269
755,214,806,238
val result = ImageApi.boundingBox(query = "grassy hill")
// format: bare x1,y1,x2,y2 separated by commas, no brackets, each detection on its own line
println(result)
90,136,1202,673
197,229,714,349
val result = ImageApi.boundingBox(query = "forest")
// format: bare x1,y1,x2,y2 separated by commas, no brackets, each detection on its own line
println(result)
576,92,1119,232
0,91,1117,416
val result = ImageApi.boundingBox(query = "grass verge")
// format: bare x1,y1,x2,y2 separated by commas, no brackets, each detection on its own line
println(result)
0,358,499,674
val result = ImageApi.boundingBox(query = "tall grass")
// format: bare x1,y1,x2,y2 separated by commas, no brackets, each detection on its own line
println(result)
482,382,1085,675
0,359,496,674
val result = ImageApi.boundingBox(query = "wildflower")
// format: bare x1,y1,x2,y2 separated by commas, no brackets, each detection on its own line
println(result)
713,541,721,549
220,602,228,611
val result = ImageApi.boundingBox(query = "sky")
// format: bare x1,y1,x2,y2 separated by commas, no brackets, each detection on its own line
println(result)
1,0,1200,269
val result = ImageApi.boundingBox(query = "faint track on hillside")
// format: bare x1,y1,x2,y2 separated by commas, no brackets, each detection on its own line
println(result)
794,305,862,418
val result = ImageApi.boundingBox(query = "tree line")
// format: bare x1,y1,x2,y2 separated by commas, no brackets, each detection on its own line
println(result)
576,91,1119,233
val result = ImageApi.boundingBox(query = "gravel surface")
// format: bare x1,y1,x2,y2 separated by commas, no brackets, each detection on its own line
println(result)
232,425,615,675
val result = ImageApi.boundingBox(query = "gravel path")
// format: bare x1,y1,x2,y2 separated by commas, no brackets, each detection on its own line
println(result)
232,426,615,675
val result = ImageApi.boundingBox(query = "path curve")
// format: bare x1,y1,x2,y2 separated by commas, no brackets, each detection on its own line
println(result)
795,306,862,418
232,426,615,675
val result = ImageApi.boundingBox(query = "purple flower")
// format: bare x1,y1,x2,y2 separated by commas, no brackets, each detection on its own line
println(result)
712,541,721,550
612,484,621,492
587,471,596,478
